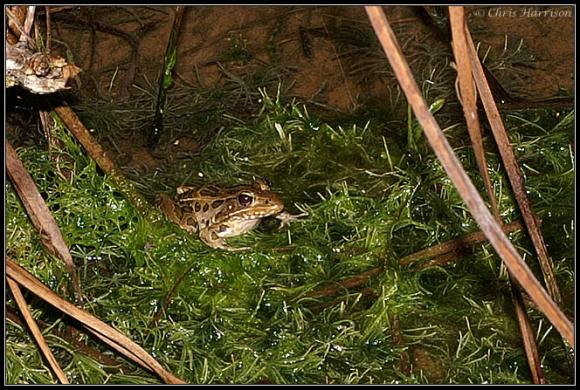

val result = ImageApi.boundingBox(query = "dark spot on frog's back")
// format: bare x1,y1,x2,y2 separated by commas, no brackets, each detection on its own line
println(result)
211,199,224,208
200,186,220,196
181,205,193,213
203,203,209,212
173,206,184,219
194,202,201,212
186,216,196,227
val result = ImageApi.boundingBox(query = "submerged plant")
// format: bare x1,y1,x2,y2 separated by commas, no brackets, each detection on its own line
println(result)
5,88,574,383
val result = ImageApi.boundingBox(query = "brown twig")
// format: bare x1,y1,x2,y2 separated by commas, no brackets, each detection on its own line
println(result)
7,278,69,384
307,219,524,300
414,248,468,270
449,8,545,384
150,261,198,327
464,26,562,306
53,105,151,213
39,110,55,150
365,6,572,346
6,305,123,368
400,219,524,266
304,267,384,299
509,278,545,383
6,141,84,305
7,258,186,384
45,6,52,54
392,315,411,376
449,7,499,222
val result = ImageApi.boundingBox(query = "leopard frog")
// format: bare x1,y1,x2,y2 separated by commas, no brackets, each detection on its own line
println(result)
155,179,307,251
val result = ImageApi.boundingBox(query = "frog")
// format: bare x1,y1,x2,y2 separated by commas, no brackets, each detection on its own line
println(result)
155,178,307,251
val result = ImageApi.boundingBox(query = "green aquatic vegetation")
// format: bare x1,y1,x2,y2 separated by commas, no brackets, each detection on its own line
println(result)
5,94,574,383
223,32,253,63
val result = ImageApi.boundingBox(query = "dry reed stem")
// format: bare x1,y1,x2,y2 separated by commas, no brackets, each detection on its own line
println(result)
7,258,186,384
364,5,572,347
7,278,69,384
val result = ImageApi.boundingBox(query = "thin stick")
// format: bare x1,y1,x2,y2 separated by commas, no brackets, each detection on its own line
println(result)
5,7,35,46
463,26,562,305
53,105,150,213
45,6,51,54
7,258,185,384
7,277,69,384
304,267,384,299
6,305,122,368
449,7,499,221
307,220,524,299
448,8,546,383
150,261,198,326
510,279,545,383
6,142,83,304
364,6,572,346
23,6,37,39
400,220,523,266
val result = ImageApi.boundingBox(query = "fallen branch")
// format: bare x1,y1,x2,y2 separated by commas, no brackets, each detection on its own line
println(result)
450,7,545,383
306,219,524,300
365,6,572,346
449,7,498,221
53,105,151,214
400,220,524,266
6,141,83,304
7,278,69,384
6,305,123,369
464,25,562,306
7,258,186,384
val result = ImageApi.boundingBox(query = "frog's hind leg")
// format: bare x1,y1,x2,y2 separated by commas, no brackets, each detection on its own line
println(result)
199,227,249,252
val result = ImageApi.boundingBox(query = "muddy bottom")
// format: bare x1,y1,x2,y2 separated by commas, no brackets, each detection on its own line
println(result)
6,5,574,179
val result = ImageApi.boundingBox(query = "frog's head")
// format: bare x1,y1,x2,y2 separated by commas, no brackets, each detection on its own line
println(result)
232,178,284,218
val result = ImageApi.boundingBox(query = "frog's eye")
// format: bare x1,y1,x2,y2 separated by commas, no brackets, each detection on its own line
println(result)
238,192,254,207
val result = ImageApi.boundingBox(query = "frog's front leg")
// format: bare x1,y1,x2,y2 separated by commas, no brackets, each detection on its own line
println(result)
199,227,249,252
275,210,308,229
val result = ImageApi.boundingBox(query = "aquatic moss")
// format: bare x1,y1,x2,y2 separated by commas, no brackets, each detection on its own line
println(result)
5,94,574,383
